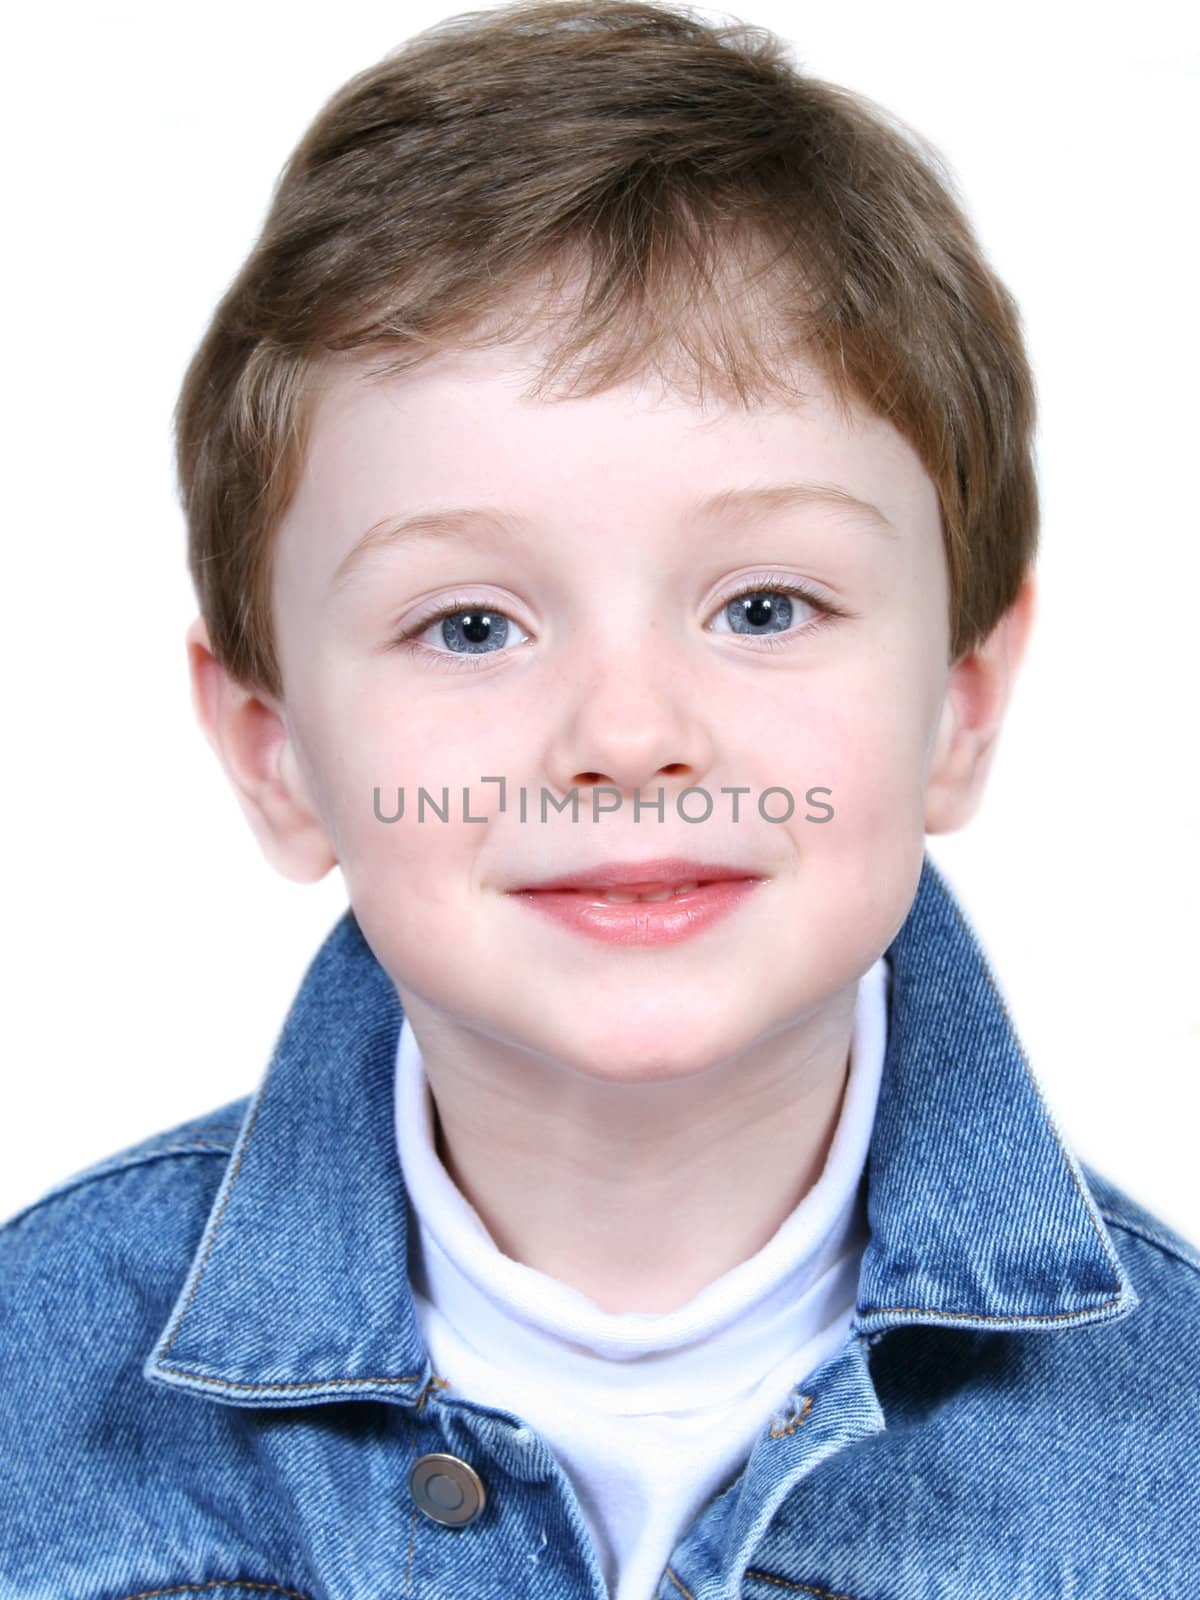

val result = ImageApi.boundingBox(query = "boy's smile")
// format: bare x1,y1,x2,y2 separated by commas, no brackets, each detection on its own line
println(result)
189,334,1033,1308
508,860,768,949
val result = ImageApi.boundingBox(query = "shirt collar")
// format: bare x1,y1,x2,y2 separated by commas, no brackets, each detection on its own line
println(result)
144,851,1138,1408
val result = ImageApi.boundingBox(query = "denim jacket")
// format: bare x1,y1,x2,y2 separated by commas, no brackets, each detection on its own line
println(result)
2,852,1198,1599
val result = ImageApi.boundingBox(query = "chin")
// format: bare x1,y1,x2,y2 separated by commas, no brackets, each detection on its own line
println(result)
548,1019,740,1085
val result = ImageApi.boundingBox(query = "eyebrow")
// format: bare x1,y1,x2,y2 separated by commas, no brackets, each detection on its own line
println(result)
329,480,896,593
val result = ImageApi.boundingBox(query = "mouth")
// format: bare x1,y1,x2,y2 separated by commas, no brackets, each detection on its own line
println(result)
507,866,764,947
509,858,763,900
525,878,732,904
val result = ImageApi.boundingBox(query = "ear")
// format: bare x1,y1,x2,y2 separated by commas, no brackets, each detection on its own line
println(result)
924,569,1038,835
185,616,337,883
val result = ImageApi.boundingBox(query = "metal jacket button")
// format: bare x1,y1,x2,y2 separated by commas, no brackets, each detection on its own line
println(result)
409,1452,487,1527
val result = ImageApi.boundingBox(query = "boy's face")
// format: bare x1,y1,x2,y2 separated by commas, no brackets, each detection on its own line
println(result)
201,340,1029,1081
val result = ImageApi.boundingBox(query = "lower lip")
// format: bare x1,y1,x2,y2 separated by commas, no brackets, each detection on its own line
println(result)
510,879,762,946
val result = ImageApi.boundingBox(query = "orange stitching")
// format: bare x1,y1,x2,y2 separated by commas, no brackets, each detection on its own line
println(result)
768,1392,812,1438
414,1374,452,1412
664,1567,697,1600
152,1365,423,1392
111,1583,314,1600
743,1575,863,1599
856,1298,1122,1323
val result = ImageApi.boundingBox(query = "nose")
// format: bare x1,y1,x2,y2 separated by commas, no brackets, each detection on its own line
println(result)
540,632,717,802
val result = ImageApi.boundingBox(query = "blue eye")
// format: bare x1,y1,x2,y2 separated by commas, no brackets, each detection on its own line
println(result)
424,607,523,655
709,578,845,649
391,597,531,670
714,585,802,637
731,591,792,633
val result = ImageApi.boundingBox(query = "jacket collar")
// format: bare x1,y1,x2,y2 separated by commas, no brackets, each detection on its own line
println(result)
144,851,1138,1408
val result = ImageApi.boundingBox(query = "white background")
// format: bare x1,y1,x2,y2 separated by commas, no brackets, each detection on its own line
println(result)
2,0,1197,1245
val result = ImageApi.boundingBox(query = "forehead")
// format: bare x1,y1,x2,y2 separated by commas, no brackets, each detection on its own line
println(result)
279,342,942,583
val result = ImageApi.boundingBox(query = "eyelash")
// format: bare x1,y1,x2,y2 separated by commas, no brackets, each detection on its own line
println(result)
390,575,850,673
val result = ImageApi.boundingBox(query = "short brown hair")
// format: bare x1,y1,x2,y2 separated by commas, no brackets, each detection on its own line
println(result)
177,0,1038,700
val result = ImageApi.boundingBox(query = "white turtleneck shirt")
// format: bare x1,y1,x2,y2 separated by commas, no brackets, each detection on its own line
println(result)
393,955,890,1599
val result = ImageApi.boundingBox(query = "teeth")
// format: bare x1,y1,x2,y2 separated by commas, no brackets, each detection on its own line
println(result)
597,881,700,904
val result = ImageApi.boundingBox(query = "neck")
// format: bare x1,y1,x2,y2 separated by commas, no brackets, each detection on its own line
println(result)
408,987,859,1315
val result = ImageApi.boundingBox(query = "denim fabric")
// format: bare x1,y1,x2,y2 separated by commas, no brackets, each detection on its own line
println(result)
2,850,1198,1599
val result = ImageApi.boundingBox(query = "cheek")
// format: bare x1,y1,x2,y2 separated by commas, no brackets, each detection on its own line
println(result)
752,661,932,841
345,670,501,755
309,674,522,869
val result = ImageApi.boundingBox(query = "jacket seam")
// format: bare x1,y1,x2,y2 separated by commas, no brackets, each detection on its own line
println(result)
0,1142,236,1234
666,1567,865,1600
108,1583,314,1600
853,1294,1126,1324
1099,1210,1200,1277
932,864,1132,1282
151,1364,426,1392
156,1069,277,1362
741,1576,863,1599
740,1576,863,1599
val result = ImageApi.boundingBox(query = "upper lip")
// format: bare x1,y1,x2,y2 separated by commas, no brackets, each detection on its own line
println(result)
511,857,764,892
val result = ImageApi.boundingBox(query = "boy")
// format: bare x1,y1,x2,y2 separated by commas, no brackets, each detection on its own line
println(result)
2,1,1197,1596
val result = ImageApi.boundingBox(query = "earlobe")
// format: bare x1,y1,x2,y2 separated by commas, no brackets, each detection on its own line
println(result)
924,570,1038,836
183,616,338,883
